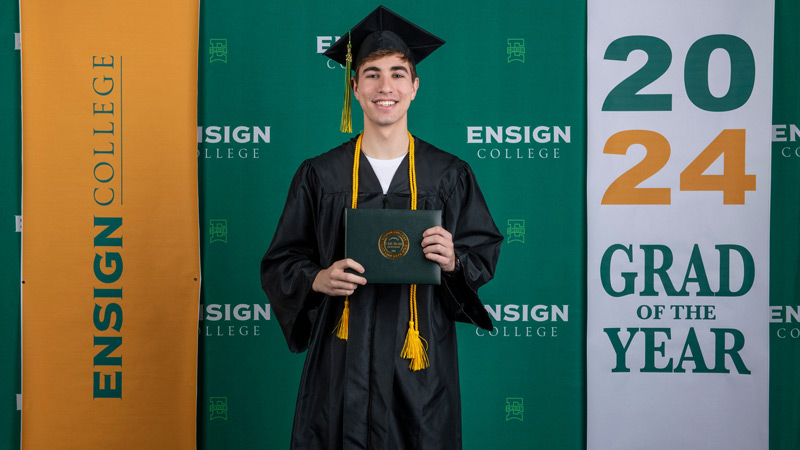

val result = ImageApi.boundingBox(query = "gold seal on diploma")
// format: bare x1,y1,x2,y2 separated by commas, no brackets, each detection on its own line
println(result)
378,229,409,259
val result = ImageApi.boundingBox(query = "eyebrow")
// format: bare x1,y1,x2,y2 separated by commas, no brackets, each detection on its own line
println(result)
361,65,409,74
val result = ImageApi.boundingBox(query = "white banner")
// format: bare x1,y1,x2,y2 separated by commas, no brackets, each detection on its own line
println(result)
587,1,774,449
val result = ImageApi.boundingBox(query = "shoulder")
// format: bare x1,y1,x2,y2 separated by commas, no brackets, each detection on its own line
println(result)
413,136,476,196
294,138,357,192
307,138,356,169
414,136,467,171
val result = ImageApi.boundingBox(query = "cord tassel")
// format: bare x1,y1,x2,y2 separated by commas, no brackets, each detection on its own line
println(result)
333,126,362,341
339,33,353,133
401,323,429,371
400,282,428,370
333,297,350,340
403,138,428,370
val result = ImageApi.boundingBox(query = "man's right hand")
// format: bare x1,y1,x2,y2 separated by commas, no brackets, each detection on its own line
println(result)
312,259,367,296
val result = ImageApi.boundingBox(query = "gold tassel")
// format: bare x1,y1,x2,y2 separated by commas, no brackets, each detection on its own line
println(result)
401,322,429,371
339,32,353,133
404,139,429,370
333,133,362,340
333,297,349,340
401,282,429,370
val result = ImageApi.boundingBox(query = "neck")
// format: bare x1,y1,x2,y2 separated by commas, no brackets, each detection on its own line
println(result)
360,121,410,160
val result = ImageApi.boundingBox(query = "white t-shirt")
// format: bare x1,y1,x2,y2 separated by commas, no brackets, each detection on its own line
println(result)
365,153,407,194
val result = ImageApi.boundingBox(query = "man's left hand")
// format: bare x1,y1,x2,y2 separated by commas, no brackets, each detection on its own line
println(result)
421,226,456,272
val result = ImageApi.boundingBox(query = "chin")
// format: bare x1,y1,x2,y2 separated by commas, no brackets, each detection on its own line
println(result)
368,113,406,128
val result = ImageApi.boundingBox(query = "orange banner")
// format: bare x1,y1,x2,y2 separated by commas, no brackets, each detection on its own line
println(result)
20,1,199,448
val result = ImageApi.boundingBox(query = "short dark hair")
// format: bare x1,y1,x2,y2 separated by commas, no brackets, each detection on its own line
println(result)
353,49,418,82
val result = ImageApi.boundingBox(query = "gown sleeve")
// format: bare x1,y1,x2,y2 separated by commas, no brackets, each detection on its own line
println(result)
437,163,503,331
260,160,325,353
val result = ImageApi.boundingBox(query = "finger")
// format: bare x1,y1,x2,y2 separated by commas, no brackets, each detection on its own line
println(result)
340,258,366,273
331,271,367,285
425,251,455,272
331,279,359,291
424,251,446,263
425,252,454,271
421,234,452,248
346,274,368,285
423,243,452,257
422,226,450,239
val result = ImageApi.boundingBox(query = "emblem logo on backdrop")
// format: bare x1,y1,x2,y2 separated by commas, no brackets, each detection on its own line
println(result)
209,39,228,64
507,39,525,63
197,126,269,160
209,219,228,244
506,220,525,244
209,397,228,421
505,397,524,422
466,126,571,161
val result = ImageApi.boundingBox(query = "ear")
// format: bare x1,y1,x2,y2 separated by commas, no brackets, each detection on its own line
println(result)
351,77,359,100
410,76,419,101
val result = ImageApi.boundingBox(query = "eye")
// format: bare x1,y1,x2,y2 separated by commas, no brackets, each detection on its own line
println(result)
393,73,405,78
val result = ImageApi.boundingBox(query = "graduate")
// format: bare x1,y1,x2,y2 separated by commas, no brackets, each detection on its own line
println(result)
261,6,503,449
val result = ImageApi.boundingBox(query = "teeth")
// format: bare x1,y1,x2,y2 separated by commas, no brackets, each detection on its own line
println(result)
376,101,396,106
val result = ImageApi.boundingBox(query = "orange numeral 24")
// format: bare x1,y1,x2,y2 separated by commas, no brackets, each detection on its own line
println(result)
601,129,755,205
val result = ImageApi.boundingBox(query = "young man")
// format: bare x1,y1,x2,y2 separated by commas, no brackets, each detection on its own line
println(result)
261,6,502,449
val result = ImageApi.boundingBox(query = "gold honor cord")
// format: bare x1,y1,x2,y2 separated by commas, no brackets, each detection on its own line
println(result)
333,132,429,371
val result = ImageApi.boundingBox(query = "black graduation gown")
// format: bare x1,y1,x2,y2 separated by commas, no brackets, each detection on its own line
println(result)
261,136,502,450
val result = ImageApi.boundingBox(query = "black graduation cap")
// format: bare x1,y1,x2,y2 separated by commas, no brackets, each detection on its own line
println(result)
324,5,445,69
323,6,445,133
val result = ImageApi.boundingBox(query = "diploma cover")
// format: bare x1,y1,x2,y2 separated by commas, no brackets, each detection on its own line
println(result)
345,209,442,285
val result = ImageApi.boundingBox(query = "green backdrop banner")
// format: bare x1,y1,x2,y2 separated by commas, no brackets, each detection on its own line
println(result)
1,1,21,450
197,1,584,449
769,0,800,449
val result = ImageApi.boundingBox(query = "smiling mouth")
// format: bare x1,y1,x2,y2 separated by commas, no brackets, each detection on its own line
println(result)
375,100,397,106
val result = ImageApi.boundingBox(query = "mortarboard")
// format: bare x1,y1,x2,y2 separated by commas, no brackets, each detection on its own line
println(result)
324,6,445,70
323,6,445,133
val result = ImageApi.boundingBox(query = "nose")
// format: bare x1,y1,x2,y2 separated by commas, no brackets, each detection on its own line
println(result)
379,76,393,93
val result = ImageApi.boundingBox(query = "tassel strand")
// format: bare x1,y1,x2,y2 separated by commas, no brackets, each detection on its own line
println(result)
339,33,353,133
333,298,349,339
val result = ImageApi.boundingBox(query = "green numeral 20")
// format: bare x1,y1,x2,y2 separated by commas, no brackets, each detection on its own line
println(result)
602,35,755,112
